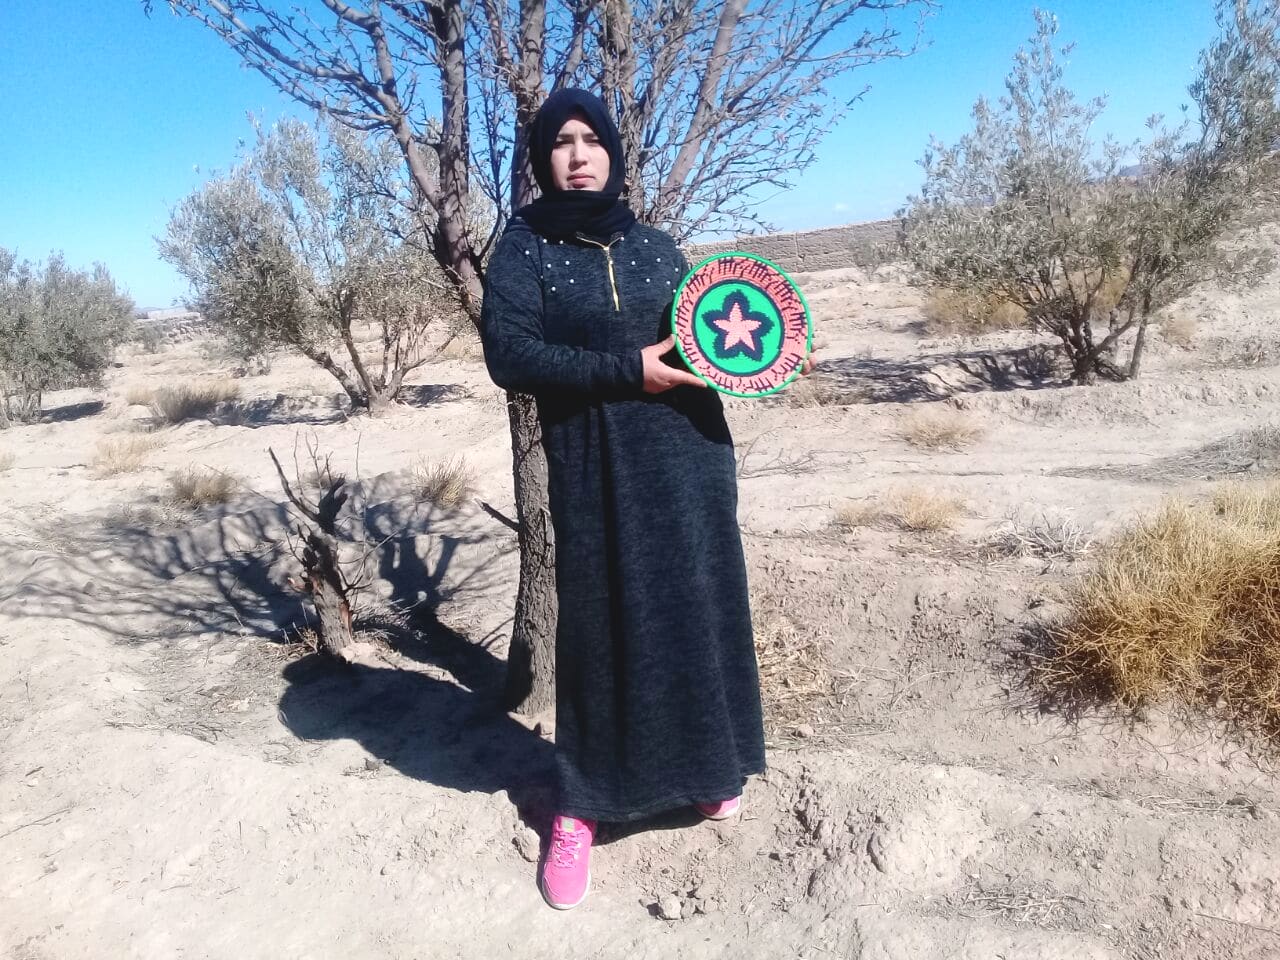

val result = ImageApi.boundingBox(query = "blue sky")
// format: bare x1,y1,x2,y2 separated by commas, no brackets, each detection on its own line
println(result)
1,1,1219,308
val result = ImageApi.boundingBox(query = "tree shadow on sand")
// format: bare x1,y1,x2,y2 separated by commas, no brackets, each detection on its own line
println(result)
20,473,583,828
9,473,719,843
278,654,559,825
40,398,106,423
815,343,1064,404
395,383,473,408
206,394,351,429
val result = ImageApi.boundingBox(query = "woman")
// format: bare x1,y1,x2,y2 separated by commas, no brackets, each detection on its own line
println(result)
481,89,794,911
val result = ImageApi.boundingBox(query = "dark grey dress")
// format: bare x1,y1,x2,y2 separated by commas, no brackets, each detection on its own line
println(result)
480,217,766,822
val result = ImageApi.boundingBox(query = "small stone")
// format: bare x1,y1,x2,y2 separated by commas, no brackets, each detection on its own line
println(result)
364,757,384,772
867,832,888,874
514,827,541,863
658,896,684,921
680,899,697,920
815,819,835,846
794,723,816,739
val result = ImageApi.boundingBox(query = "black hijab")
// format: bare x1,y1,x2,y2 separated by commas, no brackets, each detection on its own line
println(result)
514,88,636,243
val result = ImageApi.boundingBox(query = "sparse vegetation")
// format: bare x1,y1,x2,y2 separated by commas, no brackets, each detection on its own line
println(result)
785,374,864,407
123,384,153,407
91,434,162,477
166,467,238,508
832,500,880,531
148,381,240,424
1229,338,1271,367
901,7,1280,384
899,406,983,450
438,334,482,362
750,568,834,730
1044,483,1280,738
411,456,476,510
1161,314,1199,348
831,489,966,533
0,248,135,426
104,500,192,531
160,118,464,414
986,511,1093,561
133,322,166,354
888,488,965,533
921,288,1027,337
1228,423,1280,469
846,235,896,272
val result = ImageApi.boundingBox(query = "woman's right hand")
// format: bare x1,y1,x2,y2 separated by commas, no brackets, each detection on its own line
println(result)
640,335,707,394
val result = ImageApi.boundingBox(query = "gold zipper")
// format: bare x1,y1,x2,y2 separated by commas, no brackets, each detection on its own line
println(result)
577,236,621,311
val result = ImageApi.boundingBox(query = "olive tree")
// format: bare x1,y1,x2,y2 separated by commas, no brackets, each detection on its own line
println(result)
0,249,135,426
901,7,1280,384
160,118,463,413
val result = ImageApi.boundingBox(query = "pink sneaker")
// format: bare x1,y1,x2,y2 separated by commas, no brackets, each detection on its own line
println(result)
539,815,596,910
695,795,742,820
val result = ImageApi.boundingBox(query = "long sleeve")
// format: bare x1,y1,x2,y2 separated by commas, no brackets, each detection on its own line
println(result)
480,234,644,395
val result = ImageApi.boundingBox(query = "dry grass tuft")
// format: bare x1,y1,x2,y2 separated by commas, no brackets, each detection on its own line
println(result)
1044,482,1280,737
832,500,881,531
91,434,162,477
0,450,14,473
1235,339,1271,368
961,887,1079,926
831,490,965,534
887,488,965,533
167,467,238,508
899,406,983,450
123,384,153,407
149,380,241,424
751,573,834,730
785,374,864,407
438,334,482,362
104,500,193,531
986,511,1093,562
411,455,476,509
1162,314,1198,348
921,288,1026,337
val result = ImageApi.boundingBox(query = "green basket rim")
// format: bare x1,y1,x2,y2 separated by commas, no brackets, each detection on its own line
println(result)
671,251,814,399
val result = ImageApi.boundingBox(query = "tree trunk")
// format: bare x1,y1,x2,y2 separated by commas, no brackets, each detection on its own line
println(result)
298,530,355,657
501,391,558,716
491,3,558,716
1128,314,1150,380
301,345,369,411
510,0,546,212
1064,316,1097,385
1070,344,1097,385
428,1,485,316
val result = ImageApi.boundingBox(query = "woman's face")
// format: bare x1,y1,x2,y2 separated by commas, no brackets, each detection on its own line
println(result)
549,113,611,192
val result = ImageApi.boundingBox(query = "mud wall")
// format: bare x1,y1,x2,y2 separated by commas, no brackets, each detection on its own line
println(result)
688,218,901,273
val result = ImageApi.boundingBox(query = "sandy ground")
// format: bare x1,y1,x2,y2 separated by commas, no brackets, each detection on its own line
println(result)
2,253,1279,960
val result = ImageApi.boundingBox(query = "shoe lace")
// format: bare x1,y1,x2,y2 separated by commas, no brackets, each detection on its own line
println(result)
549,824,585,869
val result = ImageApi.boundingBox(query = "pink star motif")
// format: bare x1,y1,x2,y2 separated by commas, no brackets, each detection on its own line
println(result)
711,300,763,353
